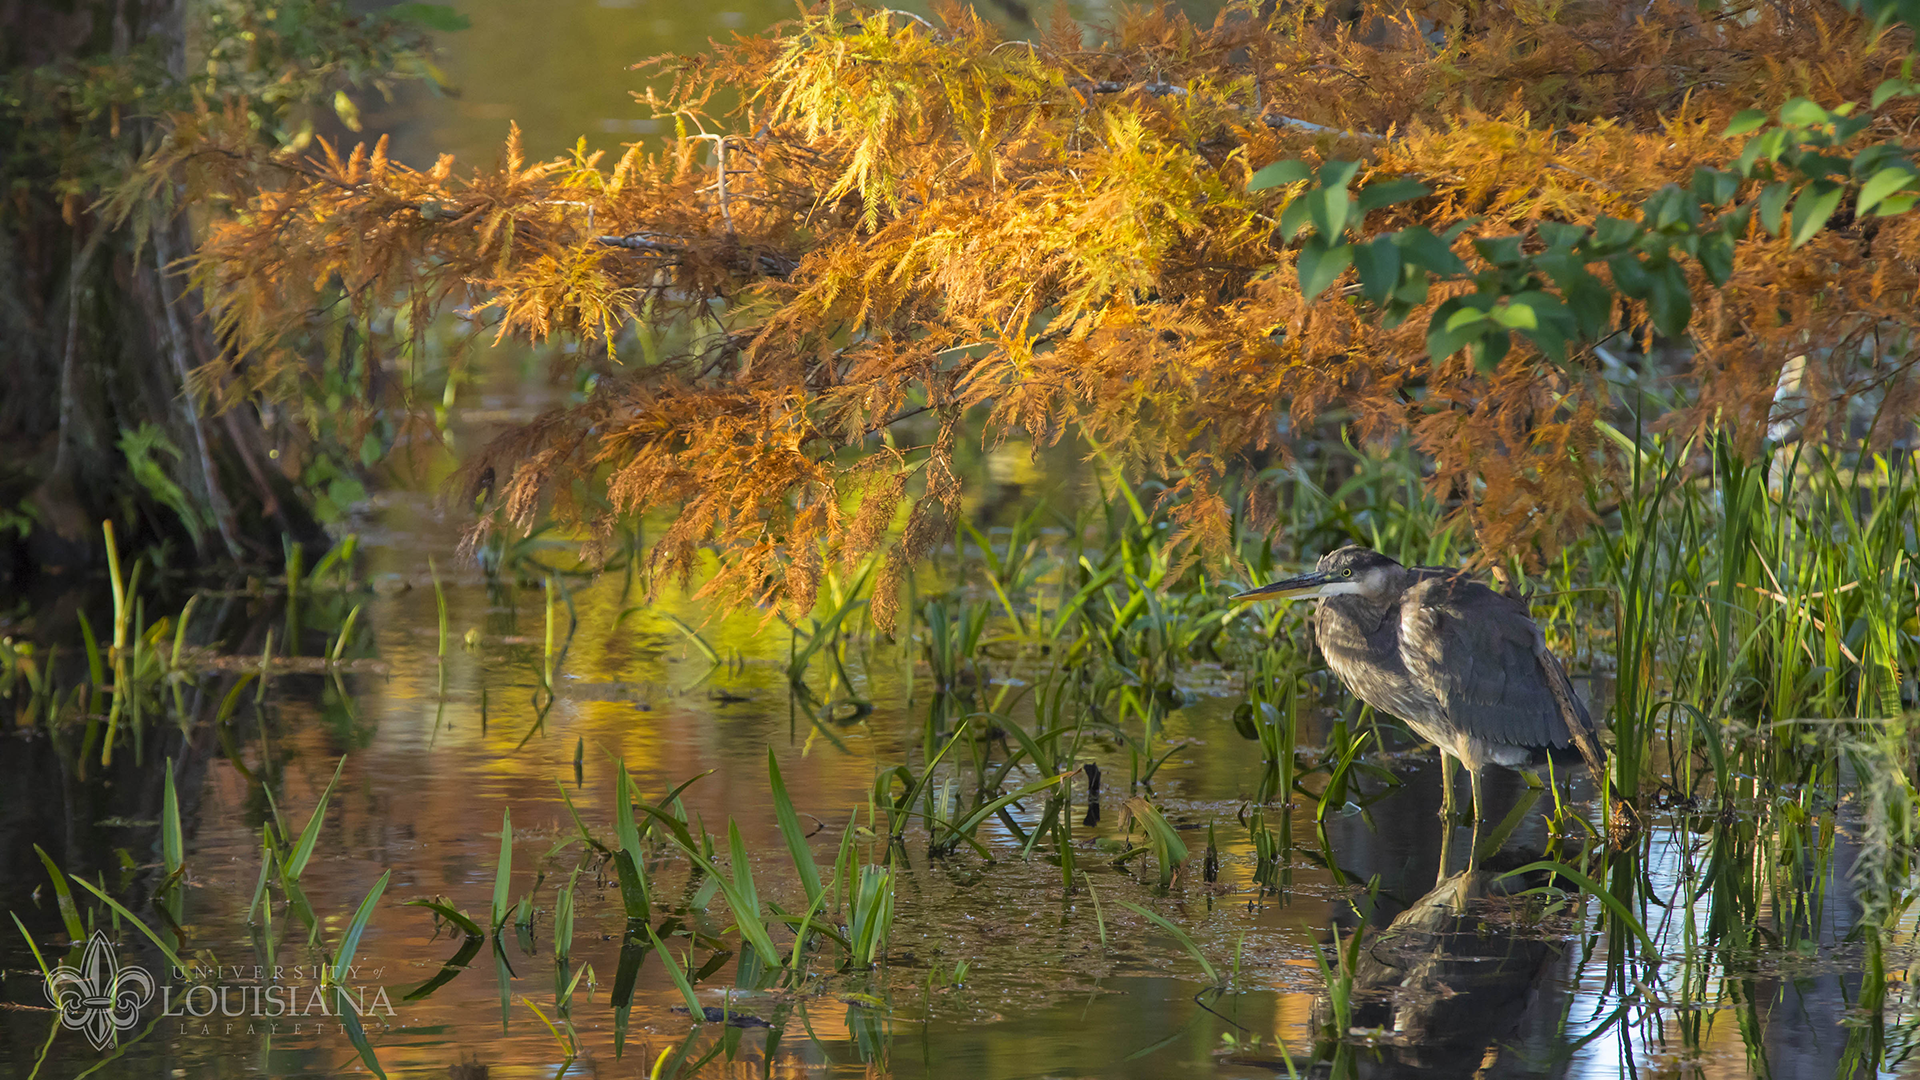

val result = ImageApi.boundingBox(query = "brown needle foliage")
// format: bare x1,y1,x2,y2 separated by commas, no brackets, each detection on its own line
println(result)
144,0,1920,626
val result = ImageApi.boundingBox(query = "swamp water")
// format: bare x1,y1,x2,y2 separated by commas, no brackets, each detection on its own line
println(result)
3,483,1916,1079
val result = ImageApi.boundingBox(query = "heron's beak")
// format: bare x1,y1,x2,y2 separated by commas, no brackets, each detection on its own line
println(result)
1232,570,1337,602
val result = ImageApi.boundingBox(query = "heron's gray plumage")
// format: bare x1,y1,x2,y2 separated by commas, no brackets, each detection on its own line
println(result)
1398,573,1594,768
1236,545,1606,819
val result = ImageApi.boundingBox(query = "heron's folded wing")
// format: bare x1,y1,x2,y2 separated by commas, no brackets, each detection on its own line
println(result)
1399,576,1571,752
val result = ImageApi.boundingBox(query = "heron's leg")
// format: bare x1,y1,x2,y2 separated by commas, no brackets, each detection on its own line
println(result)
1467,765,1486,865
1438,753,1456,821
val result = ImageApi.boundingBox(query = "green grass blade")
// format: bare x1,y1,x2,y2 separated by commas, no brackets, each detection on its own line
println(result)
11,911,51,976
285,755,347,881
402,898,485,939
553,780,611,855
491,808,513,931
613,763,642,860
217,672,259,724
329,602,363,664
161,766,183,875
611,851,652,921
1499,860,1659,959
646,922,707,1017
939,770,1071,852
33,845,86,942
333,869,391,985
68,875,186,972
634,804,782,966
554,867,579,964
727,821,768,946
1115,900,1219,984
661,612,721,667
768,749,822,903
336,986,389,1079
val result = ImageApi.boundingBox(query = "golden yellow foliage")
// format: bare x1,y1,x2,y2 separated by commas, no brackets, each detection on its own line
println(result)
151,0,1920,625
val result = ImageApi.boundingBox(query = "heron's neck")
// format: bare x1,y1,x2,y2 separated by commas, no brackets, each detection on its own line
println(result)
1320,593,1394,635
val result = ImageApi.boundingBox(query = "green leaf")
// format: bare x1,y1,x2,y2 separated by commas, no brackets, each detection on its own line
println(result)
1490,302,1537,330
1426,298,1490,360
1277,196,1313,240
1445,305,1490,332
1641,184,1699,231
633,805,784,966
1317,159,1361,190
1858,165,1917,215
1472,235,1526,266
1356,178,1430,212
1690,167,1741,208
1391,264,1430,306
1296,238,1353,301
1834,115,1875,144
1849,143,1905,179
1394,227,1467,276
1471,329,1511,371
1352,237,1401,304
1697,218,1739,286
1797,152,1855,180
387,2,473,30
1607,253,1654,299
337,987,389,1079
1646,257,1692,340
1307,186,1354,239
1758,181,1792,235
1248,159,1312,191
1723,109,1769,137
1534,255,1615,339
1536,222,1586,251
1778,97,1828,128
1872,78,1919,108
1509,290,1572,332
332,90,362,133
1875,191,1920,215
1520,322,1570,364
1587,215,1640,252
1790,180,1844,247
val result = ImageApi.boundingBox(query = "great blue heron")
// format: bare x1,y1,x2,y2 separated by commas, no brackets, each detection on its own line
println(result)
1234,546,1606,826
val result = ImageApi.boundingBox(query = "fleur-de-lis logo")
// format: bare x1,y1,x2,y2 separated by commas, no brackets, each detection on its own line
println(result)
44,930,154,1051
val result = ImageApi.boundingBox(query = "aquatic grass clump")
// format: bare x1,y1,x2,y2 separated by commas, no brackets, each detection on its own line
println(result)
1118,796,1189,889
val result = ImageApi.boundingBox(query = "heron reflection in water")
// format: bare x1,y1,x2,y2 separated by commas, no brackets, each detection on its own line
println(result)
1336,859,1573,1077
1234,546,1607,834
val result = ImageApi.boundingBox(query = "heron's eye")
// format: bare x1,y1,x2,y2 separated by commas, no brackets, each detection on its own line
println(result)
1341,568,1353,578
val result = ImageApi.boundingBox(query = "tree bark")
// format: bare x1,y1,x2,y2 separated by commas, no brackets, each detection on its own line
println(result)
0,0,326,579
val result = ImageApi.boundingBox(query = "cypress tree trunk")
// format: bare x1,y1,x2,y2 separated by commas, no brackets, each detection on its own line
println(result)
0,0,324,581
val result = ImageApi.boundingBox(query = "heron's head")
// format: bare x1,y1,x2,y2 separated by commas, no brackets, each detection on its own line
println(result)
1231,545,1406,604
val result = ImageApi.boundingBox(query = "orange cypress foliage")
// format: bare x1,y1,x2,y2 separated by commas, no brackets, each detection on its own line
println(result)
141,0,1920,626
